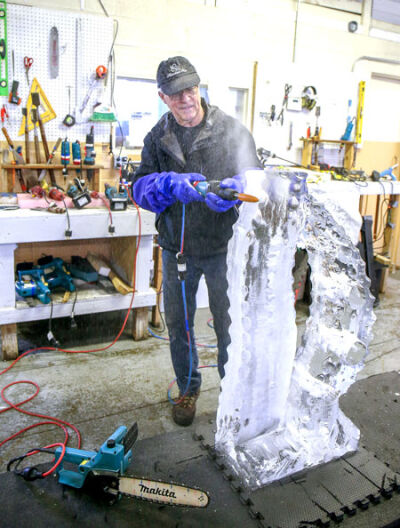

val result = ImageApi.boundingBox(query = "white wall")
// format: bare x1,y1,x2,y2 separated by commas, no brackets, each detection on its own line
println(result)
11,0,400,151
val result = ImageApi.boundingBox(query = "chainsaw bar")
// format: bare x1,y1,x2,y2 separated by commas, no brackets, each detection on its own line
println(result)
122,422,138,454
106,476,209,508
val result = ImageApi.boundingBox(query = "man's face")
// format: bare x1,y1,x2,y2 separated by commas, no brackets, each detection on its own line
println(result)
159,86,204,127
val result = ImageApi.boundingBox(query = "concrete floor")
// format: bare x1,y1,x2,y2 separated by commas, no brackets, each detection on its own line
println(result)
0,271,399,474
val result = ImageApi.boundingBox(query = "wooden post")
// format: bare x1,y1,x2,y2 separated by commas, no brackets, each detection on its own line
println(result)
344,143,354,170
250,61,258,134
301,139,313,167
132,307,148,340
1,324,18,360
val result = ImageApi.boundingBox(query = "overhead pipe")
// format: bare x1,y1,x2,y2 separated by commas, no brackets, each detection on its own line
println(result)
352,55,400,72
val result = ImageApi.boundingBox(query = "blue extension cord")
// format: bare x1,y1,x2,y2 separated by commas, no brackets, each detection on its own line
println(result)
166,204,217,404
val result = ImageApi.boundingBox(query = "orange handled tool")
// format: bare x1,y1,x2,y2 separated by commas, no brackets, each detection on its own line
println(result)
193,180,259,203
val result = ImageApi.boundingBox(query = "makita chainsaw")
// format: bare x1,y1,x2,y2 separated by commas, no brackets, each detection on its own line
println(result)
8,423,209,509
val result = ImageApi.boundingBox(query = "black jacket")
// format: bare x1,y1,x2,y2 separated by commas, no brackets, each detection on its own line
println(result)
133,100,261,256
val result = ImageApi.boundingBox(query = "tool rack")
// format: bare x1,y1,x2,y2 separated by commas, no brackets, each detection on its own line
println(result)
0,206,157,360
301,138,355,170
1,163,104,192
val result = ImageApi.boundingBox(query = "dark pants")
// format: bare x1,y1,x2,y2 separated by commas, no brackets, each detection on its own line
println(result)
162,249,231,395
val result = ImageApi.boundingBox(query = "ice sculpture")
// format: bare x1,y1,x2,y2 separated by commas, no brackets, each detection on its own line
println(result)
216,168,376,489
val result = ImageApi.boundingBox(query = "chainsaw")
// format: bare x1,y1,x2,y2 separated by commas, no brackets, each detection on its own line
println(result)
11,424,209,508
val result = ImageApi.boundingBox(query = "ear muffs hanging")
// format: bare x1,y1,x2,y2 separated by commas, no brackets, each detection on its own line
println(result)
302,86,317,111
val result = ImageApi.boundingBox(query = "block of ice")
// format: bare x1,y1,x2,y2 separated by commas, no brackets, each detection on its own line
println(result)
215,169,376,489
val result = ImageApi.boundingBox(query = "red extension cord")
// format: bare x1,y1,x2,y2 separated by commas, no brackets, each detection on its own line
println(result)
0,193,141,478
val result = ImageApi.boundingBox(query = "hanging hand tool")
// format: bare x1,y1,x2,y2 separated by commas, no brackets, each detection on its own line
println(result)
21,108,30,163
32,92,57,187
1,104,8,124
62,86,75,127
287,121,293,151
8,81,21,105
24,56,33,88
276,83,292,125
1,126,27,191
10,424,210,507
314,106,321,138
0,3,8,96
8,49,20,104
79,65,107,114
49,27,59,79
193,180,259,202
84,126,95,183
61,138,70,180
31,108,42,178
38,137,62,184
341,99,354,141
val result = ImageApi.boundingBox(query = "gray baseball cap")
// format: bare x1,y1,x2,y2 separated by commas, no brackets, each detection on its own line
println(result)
157,56,200,96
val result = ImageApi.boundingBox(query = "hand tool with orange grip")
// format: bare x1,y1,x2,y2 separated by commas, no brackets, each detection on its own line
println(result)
1,126,27,191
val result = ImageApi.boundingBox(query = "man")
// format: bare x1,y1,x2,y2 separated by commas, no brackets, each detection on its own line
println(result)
132,56,261,426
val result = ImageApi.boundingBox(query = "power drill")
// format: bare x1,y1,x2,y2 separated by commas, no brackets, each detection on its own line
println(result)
104,182,128,211
72,140,81,171
193,180,259,202
61,139,70,177
48,187,65,202
67,178,91,209
84,126,96,182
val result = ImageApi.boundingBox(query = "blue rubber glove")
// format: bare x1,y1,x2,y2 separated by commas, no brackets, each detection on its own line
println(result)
133,172,205,213
205,173,245,213
219,173,245,195
166,172,206,204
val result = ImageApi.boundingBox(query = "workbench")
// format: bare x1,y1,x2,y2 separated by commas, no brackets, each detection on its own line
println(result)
0,206,157,360
309,179,400,271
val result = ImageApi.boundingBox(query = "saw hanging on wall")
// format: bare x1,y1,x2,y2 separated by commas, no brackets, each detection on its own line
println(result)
49,26,59,79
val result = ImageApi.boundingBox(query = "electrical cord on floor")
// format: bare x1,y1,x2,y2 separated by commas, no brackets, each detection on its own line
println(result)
0,189,142,478
6,445,65,481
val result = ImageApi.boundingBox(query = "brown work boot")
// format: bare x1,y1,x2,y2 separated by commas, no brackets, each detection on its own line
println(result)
172,391,200,426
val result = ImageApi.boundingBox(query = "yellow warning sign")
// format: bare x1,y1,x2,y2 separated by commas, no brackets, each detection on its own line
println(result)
18,78,56,136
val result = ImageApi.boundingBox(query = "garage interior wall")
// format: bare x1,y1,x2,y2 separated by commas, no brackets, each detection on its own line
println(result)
4,0,400,265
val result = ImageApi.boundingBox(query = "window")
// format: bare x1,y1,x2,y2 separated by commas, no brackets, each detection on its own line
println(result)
226,87,248,123
303,0,362,14
114,77,209,149
372,0,400,26
114,78,167,149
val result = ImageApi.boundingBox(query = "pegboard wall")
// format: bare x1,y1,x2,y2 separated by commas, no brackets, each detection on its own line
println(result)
252,63,364,165
4,4,114,142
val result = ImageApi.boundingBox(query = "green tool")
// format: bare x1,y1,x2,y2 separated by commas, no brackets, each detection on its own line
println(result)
0,1,8,96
